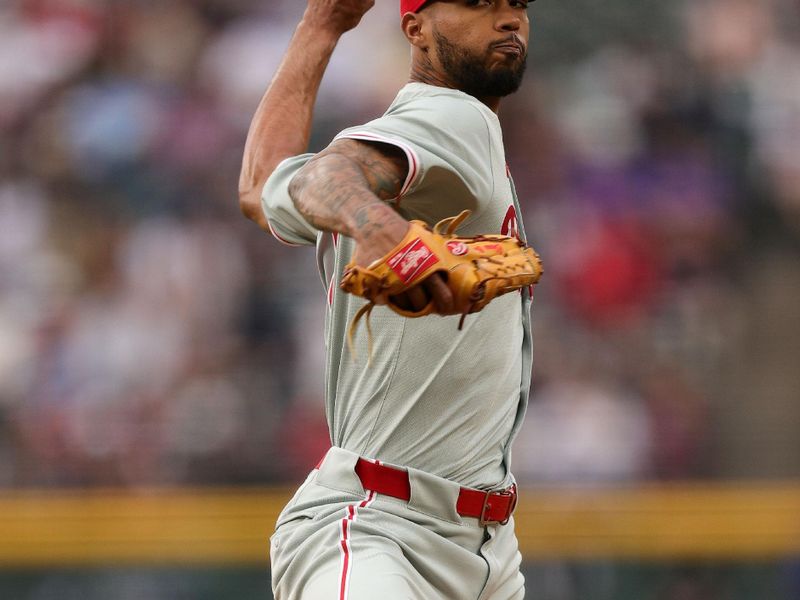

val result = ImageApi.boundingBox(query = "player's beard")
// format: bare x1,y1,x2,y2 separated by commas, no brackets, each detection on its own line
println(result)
433,29,527,99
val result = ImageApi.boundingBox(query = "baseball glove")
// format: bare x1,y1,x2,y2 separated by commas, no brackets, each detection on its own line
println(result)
340,210,543,359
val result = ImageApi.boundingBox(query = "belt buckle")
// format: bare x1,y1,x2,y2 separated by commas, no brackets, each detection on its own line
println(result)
478,485,517,527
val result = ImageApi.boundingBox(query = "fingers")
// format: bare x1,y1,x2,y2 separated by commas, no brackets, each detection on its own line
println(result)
424,275,455,315
389,288,425,312
388,275,453,315
390,280,440,314
405,285,429,312
306,0,375,34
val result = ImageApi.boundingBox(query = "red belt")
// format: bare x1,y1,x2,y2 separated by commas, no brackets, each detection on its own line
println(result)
348,458,517,526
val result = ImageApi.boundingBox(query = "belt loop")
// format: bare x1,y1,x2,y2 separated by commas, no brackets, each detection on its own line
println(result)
407,467,462,523
316,447,367,497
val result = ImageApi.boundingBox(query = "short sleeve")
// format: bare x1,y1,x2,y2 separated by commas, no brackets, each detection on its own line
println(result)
261,153,319,246
334,95,494,222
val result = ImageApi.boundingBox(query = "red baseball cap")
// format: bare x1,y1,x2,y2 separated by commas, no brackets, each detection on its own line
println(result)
400,0,428,15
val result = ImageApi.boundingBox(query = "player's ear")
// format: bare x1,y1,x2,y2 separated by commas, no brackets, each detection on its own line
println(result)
401,13,429,50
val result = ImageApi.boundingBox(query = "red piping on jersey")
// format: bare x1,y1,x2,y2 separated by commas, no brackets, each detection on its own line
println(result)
327,276,335,307
334,131,420,207
327,232,339,307
267,218,303,247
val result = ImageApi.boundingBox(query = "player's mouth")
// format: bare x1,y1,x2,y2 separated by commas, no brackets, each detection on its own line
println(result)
490,37,525,58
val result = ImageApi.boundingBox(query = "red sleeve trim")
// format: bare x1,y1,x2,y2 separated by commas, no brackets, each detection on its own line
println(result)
334,131,421,206
266,218,304,247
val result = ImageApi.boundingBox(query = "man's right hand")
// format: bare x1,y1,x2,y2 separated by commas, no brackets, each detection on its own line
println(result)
303,0,376,36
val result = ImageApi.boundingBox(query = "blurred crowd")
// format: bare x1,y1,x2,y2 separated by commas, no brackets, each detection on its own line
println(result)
0,0,799,489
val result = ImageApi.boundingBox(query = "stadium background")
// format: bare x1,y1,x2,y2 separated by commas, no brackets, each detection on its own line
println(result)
1,0,799,598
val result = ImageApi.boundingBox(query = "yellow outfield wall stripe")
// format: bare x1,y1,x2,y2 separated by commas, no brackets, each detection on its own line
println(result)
514,483,800,560
0,483,798,567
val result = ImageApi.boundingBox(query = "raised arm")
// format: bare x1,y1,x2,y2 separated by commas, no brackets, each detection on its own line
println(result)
238,0,375,230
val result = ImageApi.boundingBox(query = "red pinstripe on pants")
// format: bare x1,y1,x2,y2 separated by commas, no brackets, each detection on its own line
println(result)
338,488,377,599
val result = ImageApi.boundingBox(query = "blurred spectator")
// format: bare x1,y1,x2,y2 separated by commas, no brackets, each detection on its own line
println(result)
514,379,653,483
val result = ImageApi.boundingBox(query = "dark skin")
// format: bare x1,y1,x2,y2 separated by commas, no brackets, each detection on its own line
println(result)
289,140,448,312
239,0,376,229
240,0,530,312
406,0,530,113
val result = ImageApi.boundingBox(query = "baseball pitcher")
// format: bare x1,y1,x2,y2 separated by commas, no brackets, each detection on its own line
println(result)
239,1,540,598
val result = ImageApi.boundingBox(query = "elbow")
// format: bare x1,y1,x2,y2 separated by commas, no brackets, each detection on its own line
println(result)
238,187,268,231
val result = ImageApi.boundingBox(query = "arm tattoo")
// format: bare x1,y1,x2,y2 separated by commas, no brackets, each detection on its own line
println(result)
353,142,407,201
352,202,393,241
288,139,408,239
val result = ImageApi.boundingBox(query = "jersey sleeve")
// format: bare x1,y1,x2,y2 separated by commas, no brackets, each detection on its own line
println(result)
334,96,494,221
260,153,319,246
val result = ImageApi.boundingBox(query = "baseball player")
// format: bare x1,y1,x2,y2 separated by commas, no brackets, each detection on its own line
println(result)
239,1,536,598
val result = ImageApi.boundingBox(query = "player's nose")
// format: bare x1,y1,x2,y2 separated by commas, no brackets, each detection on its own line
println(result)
495,6,522,32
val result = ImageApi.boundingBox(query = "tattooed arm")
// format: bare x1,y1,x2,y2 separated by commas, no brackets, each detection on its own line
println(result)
289,138,454,312
289,139,408,265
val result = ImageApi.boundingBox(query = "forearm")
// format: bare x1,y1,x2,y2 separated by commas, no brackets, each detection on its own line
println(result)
289,152,409,262
238,20,341,229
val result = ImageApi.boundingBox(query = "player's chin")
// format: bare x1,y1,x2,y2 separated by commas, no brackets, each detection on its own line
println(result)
484,66,526,96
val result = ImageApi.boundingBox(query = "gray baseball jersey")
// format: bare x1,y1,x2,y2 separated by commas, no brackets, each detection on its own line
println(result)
263,82,534,599
262,82,534,491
